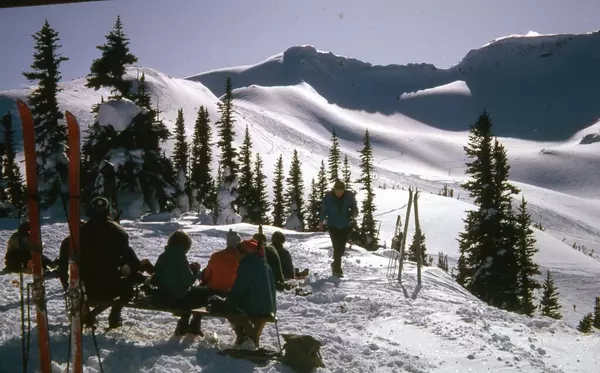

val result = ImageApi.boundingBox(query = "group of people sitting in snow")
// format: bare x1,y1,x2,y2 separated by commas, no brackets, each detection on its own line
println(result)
3,196,308,346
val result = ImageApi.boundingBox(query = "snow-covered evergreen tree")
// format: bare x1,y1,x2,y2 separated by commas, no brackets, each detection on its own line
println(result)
172,108,189,212
540,269,562,319
317,159,328,200
284,149,305,231
306,178,321,231
86,15,138,99
407,231,427,265
457,111,520,311
328,130,341,183
22,20,69,208
272,154,285,227
358,129,377,250
237,124,255,222
1,112,25,213
190,106,215,210
515,196,541,316
578,313,593,333
251,153,270,224
215,77,240,216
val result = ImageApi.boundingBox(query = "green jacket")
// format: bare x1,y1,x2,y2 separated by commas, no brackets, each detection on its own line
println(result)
152,245,196,301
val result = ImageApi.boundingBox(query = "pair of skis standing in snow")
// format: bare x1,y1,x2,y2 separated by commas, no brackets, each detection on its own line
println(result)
16,99,86,373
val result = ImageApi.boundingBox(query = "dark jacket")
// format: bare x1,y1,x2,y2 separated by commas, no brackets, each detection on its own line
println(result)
79,217,140,290
265,244,285,284
152,245,197,301
226,252,277,316
4,232,53,272
58,236,70,290
319,190,359,229
272,242,294,280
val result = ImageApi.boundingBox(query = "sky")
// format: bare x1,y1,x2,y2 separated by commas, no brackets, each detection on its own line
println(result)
0,0,599,91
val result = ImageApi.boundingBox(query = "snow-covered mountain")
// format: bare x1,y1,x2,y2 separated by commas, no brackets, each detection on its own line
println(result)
188,31,600,142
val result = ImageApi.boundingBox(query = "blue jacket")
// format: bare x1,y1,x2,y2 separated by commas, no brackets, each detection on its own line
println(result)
320,190,359,229
152,245,197,301
226,253,277,316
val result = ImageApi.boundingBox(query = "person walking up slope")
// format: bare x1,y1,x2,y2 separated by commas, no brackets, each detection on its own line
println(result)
318,180,358,277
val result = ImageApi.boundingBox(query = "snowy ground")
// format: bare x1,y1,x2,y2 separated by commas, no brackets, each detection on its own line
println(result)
1,187,599,373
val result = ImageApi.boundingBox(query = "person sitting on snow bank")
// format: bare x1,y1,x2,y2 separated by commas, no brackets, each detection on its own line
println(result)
269,231,309,280
79,196,146,329
152,230,222,336
201,229,243,293
3,221,56,273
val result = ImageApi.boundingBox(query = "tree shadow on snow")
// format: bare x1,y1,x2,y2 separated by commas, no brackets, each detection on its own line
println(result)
0,288,65,313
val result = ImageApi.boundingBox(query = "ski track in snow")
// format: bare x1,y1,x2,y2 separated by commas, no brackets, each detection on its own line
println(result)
0,215,599,373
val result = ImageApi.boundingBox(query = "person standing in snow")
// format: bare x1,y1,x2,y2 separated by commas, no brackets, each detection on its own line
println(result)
318,180,359,277
79,196,142,329
99,157,119,218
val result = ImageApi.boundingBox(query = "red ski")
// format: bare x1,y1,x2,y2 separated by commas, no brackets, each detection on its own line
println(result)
65,111,83,373
16,99,52,373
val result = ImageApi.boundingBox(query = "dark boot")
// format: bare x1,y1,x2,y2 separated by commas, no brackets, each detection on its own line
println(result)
107,306,123,329
174,315,191,336
187,315,203,336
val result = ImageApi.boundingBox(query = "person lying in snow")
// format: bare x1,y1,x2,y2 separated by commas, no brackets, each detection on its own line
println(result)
152,230,222,336
3,221,56,273
200,229,242,293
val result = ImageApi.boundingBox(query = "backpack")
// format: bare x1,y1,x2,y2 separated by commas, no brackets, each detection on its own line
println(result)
280,333,325,373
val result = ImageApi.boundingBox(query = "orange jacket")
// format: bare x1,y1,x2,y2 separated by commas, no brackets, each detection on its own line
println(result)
202,247,240,292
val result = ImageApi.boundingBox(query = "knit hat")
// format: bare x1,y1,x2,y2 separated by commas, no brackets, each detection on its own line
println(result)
226,229,241,249
92,196,110,213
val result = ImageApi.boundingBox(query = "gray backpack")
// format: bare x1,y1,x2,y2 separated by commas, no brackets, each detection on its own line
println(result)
280,333,325,373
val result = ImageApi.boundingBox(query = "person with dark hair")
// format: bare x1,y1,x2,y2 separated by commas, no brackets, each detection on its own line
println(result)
152,230,220,336
252,232,286,289
3,221,54,272
79,196,142,329
319,180,359,277
269,231,295,280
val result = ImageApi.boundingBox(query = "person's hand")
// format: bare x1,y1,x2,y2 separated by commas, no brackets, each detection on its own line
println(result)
190,262,201,273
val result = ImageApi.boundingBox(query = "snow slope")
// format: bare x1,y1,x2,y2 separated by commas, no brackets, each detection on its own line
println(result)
1,186,599,373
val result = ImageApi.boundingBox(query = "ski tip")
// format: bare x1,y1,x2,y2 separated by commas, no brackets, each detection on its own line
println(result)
16,99,26,108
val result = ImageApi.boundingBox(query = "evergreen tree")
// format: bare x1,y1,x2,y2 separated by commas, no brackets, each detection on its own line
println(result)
272,155,285,227
237,124,255,222
593,297,600,329
342,154,351,186
172,108,188,173
306,178,321,231
437,252,449,272
358,129,377,250
22,19,69,207
456,111,520,310
284,149,305,231
86,15,138,99
328,130,341,183
215,77,239,214
540,269,562,319
578,313,594,333
515,196,541,316
407,231,427,265
1,112,25,212
317,159,328,200
190,106,214,208
251,153,270,224
133,72,152,108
